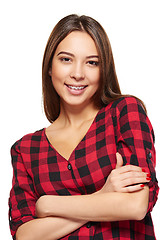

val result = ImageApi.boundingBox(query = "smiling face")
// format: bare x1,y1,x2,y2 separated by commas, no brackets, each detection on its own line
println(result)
50,31,100,109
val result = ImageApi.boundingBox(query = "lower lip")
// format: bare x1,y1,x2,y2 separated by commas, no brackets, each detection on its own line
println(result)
65,85,87,95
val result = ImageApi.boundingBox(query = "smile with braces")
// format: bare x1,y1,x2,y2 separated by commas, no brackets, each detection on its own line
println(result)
67,85,87,90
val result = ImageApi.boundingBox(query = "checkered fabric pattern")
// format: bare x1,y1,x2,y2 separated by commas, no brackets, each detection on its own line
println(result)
9,97,159,239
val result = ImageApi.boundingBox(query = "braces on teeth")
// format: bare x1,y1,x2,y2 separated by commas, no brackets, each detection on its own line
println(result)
68,85,85,90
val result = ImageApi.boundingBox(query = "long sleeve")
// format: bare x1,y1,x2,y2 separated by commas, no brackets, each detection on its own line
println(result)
112,97,159,213
9,140,37,239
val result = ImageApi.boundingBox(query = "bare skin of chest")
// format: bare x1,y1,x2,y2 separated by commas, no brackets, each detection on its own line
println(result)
46,120,93,160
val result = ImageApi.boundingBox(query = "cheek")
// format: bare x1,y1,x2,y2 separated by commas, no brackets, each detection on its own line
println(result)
51,63,69,84
51,68,63,87
90,70,100,86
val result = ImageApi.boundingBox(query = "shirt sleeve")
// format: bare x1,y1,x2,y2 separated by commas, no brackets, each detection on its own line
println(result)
9,140,37,239
112,97,159,213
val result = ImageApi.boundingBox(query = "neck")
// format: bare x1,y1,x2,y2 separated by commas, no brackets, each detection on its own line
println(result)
58,102,100,128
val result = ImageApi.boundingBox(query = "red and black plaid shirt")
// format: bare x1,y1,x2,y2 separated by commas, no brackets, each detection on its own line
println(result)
9,97,159,239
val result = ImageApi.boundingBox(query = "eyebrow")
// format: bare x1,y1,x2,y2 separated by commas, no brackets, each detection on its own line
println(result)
57,51,99,59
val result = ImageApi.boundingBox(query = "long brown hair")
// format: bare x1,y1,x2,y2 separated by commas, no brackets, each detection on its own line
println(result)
42,14,146,123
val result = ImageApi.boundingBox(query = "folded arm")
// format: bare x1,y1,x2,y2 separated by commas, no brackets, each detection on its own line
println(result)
16,186,149,240
36,186,149,223
16,217,86,240
15,154,150,240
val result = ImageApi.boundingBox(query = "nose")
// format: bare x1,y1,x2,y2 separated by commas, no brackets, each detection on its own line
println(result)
70,62,85,81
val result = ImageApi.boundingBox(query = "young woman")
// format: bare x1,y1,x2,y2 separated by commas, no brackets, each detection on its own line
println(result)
9,14,159,240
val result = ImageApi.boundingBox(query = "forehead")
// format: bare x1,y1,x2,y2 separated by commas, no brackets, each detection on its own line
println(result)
55,31,98,56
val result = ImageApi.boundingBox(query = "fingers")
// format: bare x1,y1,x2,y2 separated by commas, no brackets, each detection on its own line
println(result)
115,164,147,175
108,153,151,193
109,158,151,193
119,172,150,188
115,152,123,169
115,153,150,174
120,184,149,193
118,169,150,181
109,174,150,193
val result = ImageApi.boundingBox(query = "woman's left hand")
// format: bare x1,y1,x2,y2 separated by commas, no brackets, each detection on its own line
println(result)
99,153,150,193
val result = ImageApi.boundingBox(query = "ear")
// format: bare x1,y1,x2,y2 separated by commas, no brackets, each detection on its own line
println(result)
48,68,52,76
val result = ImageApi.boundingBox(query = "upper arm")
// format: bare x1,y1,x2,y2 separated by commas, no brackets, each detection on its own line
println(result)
113,97,159,213
9,141,37,239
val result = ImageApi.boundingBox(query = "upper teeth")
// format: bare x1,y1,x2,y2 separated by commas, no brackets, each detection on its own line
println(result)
68,85,85,90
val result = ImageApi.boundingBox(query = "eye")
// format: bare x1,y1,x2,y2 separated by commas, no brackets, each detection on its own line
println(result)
88,60,99,66
60,57,71,62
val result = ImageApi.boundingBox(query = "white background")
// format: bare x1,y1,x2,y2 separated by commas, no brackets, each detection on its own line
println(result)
1,0,160,239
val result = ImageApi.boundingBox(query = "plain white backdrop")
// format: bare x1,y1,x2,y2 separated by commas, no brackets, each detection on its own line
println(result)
1,0,159,239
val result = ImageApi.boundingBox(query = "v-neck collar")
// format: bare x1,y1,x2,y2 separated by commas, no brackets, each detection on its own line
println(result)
43,107,104,162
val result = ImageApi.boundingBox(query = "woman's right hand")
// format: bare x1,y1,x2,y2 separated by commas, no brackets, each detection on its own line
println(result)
99,153,151,194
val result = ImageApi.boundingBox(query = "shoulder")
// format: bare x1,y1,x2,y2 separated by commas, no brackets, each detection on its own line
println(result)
111,96,145,111
107,96,154,141
105,96,146,118
11,128,45,153
103,96,151,131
